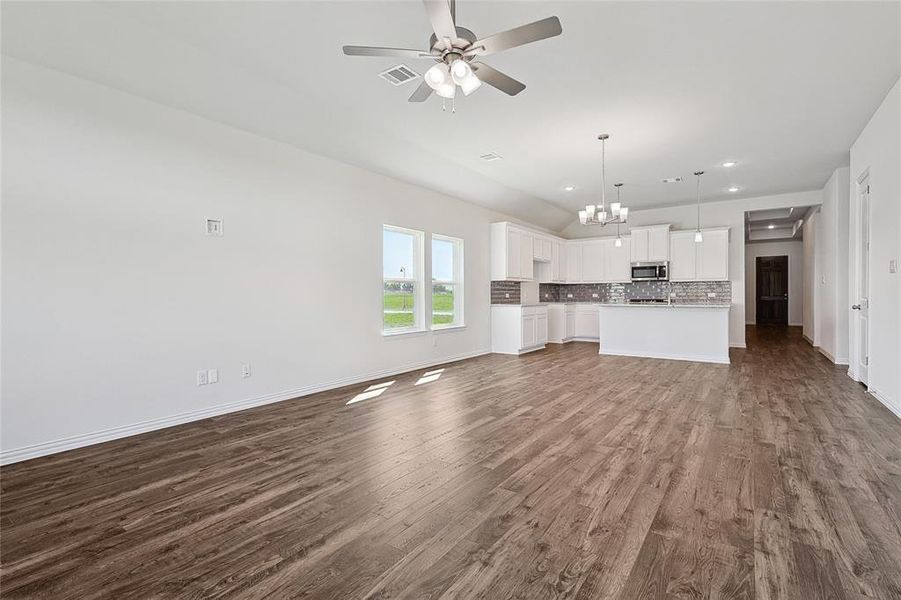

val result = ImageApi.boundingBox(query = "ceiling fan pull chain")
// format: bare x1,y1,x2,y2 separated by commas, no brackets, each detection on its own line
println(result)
452,95,456,114
442,98,446,112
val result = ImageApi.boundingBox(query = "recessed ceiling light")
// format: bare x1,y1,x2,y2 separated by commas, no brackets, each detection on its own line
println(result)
479,152,502,161
564,185,575,191
768,224,775,229
722,161,737,168
728,186,740,192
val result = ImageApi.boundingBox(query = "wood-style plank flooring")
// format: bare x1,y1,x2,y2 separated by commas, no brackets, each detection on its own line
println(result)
2,326,901,599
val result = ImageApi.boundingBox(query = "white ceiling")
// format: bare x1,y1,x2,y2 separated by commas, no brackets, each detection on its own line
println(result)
745,206,813,242
3,1,899,231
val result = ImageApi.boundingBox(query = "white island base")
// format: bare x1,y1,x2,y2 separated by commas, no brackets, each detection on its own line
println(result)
598,304,731,364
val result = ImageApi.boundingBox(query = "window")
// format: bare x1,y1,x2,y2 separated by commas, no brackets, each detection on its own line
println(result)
383,225,424,333
432,234,464,328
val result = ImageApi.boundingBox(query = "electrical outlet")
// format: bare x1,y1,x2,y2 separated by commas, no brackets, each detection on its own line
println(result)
567,293,573,298
708,292,716,298
197,370,208,386
890,259,898,274
207,369,219,384
241,364,252,378
505,293,510,299
592,293,599,298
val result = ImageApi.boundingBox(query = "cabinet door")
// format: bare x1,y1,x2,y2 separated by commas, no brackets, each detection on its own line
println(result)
542,238,553,261
566,243,582,283
696,229,729,281
605,237,632,282
648,227,670,261
574,309,599,339
536,314,548,344
520,233,534,280
582,241,604,282
550,241,560,281
522,314,536,348
556,241,567,282
630,229,649,263
669,231,697,281
507,229,521,279
565,312,576,339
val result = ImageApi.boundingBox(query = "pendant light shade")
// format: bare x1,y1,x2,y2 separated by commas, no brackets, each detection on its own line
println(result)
578,135,629,227
450,60,481,96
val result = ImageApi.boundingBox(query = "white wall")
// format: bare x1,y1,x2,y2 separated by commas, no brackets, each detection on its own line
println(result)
802,213,818,343
744,241,804,326
0,58,512,462
815,167,851,363
849,78,900,416
564,190,823,348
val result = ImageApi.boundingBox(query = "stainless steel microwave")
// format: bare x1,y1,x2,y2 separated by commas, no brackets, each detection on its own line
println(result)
631,261,669,281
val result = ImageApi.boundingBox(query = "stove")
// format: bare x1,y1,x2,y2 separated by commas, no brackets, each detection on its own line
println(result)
628,298,668,304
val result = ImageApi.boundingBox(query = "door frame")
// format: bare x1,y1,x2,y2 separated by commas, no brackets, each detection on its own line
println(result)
755,255,789,326
849,169,870,384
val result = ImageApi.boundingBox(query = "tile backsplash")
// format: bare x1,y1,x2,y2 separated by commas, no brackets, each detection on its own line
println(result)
490,280,521,304
537,280,732,304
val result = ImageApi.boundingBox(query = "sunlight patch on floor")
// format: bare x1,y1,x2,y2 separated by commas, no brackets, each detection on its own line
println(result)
347,380,395,405
415,368,445,386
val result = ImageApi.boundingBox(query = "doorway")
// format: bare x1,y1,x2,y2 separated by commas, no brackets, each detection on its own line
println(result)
756,256,789,325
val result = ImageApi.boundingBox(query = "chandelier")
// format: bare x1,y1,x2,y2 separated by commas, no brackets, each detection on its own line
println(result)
578,134,629,226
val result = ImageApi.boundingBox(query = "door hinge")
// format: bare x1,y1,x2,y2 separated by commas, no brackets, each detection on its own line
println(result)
865,356,869,366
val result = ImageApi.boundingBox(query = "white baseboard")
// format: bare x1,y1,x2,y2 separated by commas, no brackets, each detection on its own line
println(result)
789,321,802,327
599,348,730,365
0,348,491,466
730,343,747,349
802,333,815,346
816,347,850,366
869,388,901,420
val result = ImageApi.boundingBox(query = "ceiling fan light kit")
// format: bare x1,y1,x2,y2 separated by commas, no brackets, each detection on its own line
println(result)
342,0,562,107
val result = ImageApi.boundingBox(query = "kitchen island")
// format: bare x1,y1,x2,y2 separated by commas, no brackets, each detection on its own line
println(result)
598,303,731,364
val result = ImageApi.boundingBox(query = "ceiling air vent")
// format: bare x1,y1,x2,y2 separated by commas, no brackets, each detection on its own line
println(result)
378,64,420,86
479,152,503,161
661,177,683,184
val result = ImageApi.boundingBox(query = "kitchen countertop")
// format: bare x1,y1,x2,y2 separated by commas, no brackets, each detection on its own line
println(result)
597,302,731,309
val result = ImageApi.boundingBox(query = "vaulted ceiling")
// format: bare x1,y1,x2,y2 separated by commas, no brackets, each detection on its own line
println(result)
3,1,899,231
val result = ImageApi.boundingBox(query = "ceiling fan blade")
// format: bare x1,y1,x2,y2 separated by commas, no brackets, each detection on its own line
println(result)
468,16,562,56
343,46,435,59
422,0,457,43
408,80,434,102
471,63,526,96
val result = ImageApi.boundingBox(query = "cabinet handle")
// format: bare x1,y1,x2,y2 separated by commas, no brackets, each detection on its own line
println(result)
851,304,861,310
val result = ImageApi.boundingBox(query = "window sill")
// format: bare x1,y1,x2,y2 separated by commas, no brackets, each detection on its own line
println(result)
382,328,428,338
432,324,466,333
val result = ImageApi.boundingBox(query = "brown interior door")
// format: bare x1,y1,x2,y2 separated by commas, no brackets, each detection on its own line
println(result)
756,256,789,325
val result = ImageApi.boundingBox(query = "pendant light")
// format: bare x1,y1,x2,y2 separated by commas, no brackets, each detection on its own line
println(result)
578,134,629,227
693,170,704,243
614,183,624,247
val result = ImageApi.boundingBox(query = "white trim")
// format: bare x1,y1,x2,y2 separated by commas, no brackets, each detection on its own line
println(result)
491,344,546,356
789,321,802,327
730,343,747,349
599,348,730,365
802,333,815,346
817,346,849,366
869,388,901,420
0,348,491,466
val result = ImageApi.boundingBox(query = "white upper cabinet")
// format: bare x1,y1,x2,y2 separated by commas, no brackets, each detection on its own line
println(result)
566,242,583,283
581,241,604,282
648,227,670,261
603,237,632,282
696,228,729,281
533,236,552,262
491,222,534,281
669,231,697,281
630,225,670,262
669,228,729,282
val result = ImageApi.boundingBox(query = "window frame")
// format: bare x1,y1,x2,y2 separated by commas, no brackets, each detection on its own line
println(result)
382,225,426,335
431,233,465,330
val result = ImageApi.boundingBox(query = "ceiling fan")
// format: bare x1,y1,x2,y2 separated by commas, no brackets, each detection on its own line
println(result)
342,0,562,102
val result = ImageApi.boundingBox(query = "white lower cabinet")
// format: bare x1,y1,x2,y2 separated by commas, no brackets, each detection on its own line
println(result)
547,304,576,343
574,305,600,340
491,305,548,355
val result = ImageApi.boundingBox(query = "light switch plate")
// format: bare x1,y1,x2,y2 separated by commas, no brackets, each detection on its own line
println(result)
197,370,208,386
241,364,252,378
890,259,898,274
207,369,219,384
205,218,223,236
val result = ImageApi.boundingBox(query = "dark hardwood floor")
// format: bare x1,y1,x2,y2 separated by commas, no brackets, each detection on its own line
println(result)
2,326,900,599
